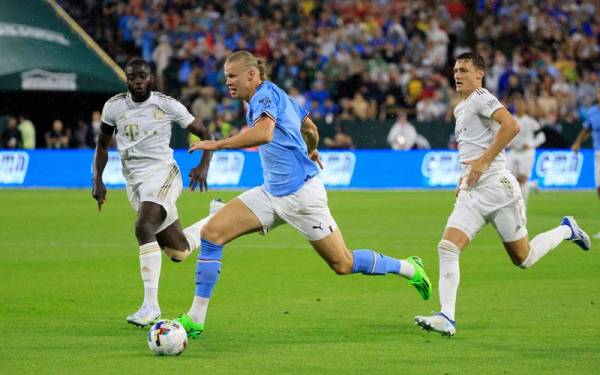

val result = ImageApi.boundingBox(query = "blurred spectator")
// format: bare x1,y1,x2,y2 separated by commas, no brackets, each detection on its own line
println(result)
46,119,70,149
72,119,94,149
57,0,600,148
152,34,173,92
386,110,417,150
191,86,217,123
90,110,102,145
379,94,399,121
18,115,35,149
1,116,22,149
324,123,354,150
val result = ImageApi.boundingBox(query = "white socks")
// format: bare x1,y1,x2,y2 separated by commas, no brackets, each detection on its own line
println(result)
520,225,571,268
438,240,461,321
139,241,161,309
183,216,211,251
398,260,415,278
188,296,210,324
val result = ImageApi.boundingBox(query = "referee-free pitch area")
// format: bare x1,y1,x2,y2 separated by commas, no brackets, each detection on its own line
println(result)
1,189,599,374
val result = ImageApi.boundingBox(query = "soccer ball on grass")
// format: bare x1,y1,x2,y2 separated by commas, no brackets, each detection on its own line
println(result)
147,319,188,356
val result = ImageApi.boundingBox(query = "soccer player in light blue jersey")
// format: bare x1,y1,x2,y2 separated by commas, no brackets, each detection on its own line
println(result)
572,87,600,239
174,50,432,338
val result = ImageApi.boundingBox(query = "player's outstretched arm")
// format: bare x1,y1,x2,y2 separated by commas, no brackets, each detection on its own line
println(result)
301,116,323,169
463,108,519,186
92,123,114,211
187,118,213,192
189,115,275,152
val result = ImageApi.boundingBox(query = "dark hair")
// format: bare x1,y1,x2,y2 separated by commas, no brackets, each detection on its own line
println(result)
125,58,151,71
456,52,486,71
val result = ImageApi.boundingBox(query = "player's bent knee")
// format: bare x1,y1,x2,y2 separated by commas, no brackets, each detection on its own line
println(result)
330,259,353,275
438,239,460,255
200,222,224,244
163,247,191,262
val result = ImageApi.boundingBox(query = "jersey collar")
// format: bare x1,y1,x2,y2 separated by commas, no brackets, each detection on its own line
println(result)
127,91,153,105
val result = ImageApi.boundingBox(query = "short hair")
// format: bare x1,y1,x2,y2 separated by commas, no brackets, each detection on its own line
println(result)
456,52,486,71
226,50,269,80
125,58,151,71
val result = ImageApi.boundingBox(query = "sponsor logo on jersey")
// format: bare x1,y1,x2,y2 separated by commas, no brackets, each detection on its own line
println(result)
207,152,245,185
0,151,29,184
421,151,461,186
317,152,356,186
535,151,583,186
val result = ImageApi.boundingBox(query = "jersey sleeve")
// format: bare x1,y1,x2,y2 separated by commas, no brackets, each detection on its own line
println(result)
475,91,504,119
167,99,195,128
288,96,309,122
100,101,116,127
249,86,277,125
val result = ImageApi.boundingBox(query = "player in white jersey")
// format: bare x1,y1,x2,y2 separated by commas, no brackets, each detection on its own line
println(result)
506,96,545,203
414,52,591,336
92,58,223,327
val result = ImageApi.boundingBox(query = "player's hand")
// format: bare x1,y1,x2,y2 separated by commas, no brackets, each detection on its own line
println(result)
571,144,580,154
188,140,220,152
308,149,324,169
92,179,107,211
462,157,490,187
189,165,209,192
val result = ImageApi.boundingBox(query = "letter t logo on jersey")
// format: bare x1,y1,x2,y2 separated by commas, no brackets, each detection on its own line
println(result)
124,124,139,141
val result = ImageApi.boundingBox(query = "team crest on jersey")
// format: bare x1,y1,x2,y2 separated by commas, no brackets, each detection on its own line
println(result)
259,97,272,106
153,109,165,120
486,98,499,108
117,112,127,121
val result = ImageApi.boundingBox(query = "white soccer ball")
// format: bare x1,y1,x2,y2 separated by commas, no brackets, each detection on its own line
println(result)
147,320,188,356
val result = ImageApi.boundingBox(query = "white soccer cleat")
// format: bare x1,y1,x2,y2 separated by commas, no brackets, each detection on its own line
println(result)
593,232,600,240
209,198,226,215
415,313,456,337
126,306,161,327
560,216,591,251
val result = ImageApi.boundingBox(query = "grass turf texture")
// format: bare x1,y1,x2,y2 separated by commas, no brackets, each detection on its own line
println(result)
1,189,599,374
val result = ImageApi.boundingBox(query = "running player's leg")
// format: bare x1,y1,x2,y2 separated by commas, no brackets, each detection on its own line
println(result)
128,201,166,326
415,188,484,336
275,178,431,299
498,212,590,269
178,194,271,337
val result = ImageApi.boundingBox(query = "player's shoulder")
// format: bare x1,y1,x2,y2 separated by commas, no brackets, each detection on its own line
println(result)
473,87,497,100
152,91,181,105
105,92,127,104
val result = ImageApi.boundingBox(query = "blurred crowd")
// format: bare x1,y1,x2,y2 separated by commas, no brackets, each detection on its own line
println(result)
2,0,599,150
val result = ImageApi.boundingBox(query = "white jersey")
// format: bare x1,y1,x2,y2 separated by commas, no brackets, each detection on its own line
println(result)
510,114,541,150
101,91,194,184
453,88,505,183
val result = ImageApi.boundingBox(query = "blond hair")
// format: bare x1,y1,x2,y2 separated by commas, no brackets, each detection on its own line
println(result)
226,50,269,80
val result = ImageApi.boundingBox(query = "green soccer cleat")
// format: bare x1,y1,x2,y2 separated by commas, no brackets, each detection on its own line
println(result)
174,314,205,339
406,256,432,300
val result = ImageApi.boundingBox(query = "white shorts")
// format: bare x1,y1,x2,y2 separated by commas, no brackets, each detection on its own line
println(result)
126,163,182,233
446,171,527,243
507,149,535,178
595,151,600,188
238,177,338,241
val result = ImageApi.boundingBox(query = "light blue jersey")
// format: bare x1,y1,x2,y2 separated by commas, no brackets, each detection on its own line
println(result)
584,105,600,151
246,81,319,196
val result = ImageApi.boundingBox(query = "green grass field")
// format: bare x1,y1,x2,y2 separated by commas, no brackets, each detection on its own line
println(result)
1,189,599,374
